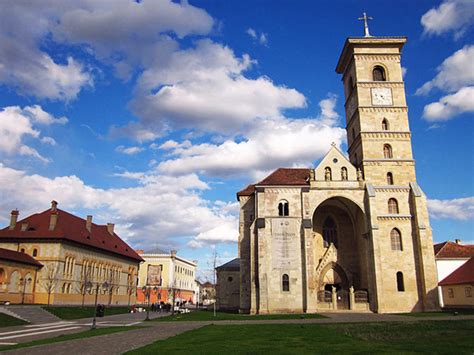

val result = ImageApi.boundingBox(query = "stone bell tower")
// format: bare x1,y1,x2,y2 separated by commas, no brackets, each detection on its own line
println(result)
335,23,439,312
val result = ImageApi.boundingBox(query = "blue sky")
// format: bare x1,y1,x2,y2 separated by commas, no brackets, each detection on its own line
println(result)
0,0,473,279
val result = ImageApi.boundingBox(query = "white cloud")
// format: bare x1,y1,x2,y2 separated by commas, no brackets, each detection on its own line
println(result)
246,28,268,45
416,45,474,95
428,197,474,220
0,164,238,248
417,45,474,121
0,0,213,99
156,96,345,178
422,86,474,120
421,0,474,39
0,105,66,162
128,40,305,137
115,145,144,155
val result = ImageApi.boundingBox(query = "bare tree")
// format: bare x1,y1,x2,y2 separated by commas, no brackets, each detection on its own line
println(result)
42,264,60,306
75,266,94,306
207,247,219,316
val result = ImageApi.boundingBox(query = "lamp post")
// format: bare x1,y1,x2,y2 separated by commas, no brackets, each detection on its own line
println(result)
20,277,32,304
87,280,109,330
141,285,158,321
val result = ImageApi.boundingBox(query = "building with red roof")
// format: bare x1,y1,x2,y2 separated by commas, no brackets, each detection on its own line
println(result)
434,240,474,308
438,257,474,308
0,201,143,305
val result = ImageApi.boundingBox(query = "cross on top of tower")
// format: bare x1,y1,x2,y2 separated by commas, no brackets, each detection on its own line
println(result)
358,12,373,37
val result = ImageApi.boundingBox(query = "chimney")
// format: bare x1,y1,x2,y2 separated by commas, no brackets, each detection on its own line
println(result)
455,239,462,245
170,249,177,258
107,223,115,235
9,210,19,230
86,215,93,232
51,200,58,212
21,223,29,231
135,249,144,255
49,212,58,231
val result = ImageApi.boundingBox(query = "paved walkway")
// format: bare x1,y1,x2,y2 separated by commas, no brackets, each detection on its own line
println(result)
1,312,473,354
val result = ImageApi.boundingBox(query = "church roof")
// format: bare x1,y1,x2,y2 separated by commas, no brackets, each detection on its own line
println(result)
0,247,43,267
0,208,143,263
439,257,474,286
237,168,310,199
434,241,474,259
216,258,240,271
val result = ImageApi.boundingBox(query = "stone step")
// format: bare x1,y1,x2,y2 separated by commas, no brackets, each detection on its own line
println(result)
3,306,61,324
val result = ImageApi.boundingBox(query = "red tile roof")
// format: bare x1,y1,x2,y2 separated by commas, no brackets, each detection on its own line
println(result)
434,241,474,259
0,247,43,267
237,168,310,198
0,208,143,262
439,257,474,286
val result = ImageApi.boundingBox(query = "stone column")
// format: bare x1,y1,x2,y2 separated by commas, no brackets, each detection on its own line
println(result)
349,286,355,311
332,286,337,310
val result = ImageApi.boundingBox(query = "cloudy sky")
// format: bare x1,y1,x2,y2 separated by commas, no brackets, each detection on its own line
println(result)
0,0,473,278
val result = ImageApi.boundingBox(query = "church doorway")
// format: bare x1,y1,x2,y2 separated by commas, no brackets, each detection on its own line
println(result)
312,196,369,310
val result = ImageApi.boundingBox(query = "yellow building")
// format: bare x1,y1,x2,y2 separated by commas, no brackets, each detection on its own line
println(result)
439,257,474,309
136,248,197,304
0,201,143,305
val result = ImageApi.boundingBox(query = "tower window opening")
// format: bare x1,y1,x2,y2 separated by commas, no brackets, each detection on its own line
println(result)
387,172,394,185
382,118,389,130
390,228,402,251
384,144,393,159
348,76,354,95
278,201,289,216
396,272,405,292
324,167,332,181
373,66,386,81
388,198,399,214
282,274,290,292
323,217,338,248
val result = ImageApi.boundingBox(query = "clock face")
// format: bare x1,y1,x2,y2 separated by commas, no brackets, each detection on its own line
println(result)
371,87,393,106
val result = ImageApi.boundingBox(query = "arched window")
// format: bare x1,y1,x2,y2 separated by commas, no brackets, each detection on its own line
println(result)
282,274,290,292
20,248,25,253
32,249,38,257
391,228,402,251
324,167,332,181
341,167,348,181
382,118,389,130
387,172,394,185
278,201,289,216
9,271,19,292
323,217,338,248
373,66,386,81
388,198,399,214
396,272,405,291
383,144,393,159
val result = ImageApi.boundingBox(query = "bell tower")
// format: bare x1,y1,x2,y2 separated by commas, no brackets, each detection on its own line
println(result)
335,22,439,312
336,36,416,186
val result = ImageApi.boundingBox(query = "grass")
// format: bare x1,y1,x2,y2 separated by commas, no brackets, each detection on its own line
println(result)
0,326,141,352
42,306,131,320
0,312,28,327
127,320,474,354
154,310,325,322
394,309,474,317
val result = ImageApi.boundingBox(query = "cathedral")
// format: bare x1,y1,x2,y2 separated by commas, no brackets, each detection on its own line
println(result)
233,32,440,314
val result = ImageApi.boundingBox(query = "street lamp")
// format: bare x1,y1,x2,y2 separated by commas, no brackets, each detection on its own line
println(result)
87,280,109,330
141,285,158,321
20,277,32,304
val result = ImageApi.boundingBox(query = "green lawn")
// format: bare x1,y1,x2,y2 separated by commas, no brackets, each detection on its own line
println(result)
0,326,141,352
0,312,28,327
42,306,131,319
128,320,474,354
154,310,325,322
394,309,474,317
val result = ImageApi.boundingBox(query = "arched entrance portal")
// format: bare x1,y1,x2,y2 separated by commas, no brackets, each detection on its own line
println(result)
312,196,369,310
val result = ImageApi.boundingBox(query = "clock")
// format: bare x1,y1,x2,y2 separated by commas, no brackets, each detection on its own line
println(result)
371,87,393,106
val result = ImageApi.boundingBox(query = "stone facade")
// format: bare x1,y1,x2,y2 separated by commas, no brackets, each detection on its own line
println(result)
236,36,439,314
216,258,240,311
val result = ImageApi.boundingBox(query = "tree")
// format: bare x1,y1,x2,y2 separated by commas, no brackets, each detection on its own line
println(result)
207,247,219,317
42,264,60,306
76,265,94,306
